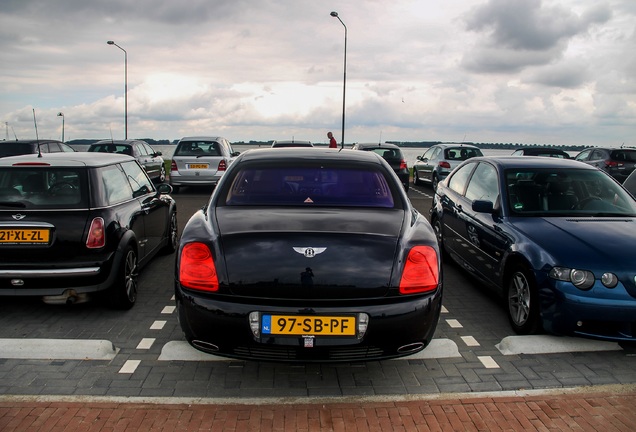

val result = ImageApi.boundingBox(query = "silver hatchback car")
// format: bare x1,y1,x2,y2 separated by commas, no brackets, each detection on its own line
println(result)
169,136,239,193
413,143,483,190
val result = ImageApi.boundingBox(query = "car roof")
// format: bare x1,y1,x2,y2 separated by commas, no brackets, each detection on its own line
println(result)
272,140,312,144
354,142,401,150
178,136,225,142
516,147,569,154
238,147,384,164
467,155,598,170
431,143,480,149
1,139,65,145
93,140,144,146
0,151,134,167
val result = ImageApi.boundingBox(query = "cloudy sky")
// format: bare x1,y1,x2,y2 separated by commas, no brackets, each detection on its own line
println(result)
1,0,634,147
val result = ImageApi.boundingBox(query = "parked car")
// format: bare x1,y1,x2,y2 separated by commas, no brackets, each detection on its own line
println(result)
429,156,636,341
88,140,166,183
0,139,75,158
413,143,483,190
169,136,239,193
511,147,571,158
0,152,178,309
350,142,410,192
271,140,313,148
574,147,636,183
175,148,442,362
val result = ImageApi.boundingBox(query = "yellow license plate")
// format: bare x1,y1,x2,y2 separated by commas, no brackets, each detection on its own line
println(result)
188,164,209,169
262,315,356,336
0,229,50,244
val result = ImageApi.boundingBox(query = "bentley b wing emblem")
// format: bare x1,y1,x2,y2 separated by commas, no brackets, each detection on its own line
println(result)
293,247,326,258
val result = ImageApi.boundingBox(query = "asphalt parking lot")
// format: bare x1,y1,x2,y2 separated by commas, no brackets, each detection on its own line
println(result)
1,184,635,401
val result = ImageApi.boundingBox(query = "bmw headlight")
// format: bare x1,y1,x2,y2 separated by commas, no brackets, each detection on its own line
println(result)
549,267,594,290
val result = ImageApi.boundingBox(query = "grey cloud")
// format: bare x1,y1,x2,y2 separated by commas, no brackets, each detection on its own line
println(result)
462,0,612,73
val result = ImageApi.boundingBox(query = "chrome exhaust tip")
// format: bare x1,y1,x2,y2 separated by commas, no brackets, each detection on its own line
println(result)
192,340,220,353
397,342,425,354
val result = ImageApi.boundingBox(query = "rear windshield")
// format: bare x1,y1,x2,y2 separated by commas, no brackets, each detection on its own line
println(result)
361,147,402,161
222,165,396,208
0,168,88,209
174,141,221,156
610,150,636,162
444,147,483,160
88,144,132,155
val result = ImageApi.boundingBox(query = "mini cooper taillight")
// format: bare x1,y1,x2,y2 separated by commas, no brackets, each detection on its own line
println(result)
399,246,439,294
86,217,105,248
179,242,219,292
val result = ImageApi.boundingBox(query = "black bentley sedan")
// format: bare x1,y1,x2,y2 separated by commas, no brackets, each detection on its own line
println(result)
0,153,178,309
175,148,442,362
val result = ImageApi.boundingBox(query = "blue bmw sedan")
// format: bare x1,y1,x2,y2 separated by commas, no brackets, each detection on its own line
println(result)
430,156,636,342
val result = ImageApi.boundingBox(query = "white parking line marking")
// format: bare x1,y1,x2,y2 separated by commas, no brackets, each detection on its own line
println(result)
0,339,118,360
441,306,449,313
478,356,499,369
136,338,155,350
161,306,175,314
150,320,166,330
119,360,141,374
171,295,175,301
461,336,480,346
496,335,622,355
446,319,463,328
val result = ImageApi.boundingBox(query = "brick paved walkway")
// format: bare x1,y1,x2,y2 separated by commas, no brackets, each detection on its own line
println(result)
1,386,635,431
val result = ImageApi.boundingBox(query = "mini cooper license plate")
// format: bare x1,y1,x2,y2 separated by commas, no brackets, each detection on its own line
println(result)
262,315,356,336
188,163,209,169
0,228,50,244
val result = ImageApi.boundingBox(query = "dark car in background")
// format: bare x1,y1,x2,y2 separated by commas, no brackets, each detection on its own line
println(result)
430,156,636,342
88,140,166,183
511,147,571,158
351,142,410,192
413,143,483,190
169,136,239,193
0,152,178,309
0,139,75,158
175,148,442,362
574,147,636,183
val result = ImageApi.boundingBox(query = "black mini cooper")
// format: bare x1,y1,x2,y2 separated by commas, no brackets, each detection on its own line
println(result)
0,152,178,309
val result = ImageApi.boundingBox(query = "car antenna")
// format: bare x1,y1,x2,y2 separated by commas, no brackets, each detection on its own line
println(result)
32,108,42,158
378,131,382,145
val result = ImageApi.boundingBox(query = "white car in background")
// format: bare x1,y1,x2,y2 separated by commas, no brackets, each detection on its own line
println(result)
169,136,239,193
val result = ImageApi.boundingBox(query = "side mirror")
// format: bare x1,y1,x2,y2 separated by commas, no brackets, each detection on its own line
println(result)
472,200,494,214
155,151,163,156
231,151,241,157
156,183,173,195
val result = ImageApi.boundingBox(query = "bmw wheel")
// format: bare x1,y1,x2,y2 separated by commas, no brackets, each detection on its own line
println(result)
110,245,138,310
507,264,541,335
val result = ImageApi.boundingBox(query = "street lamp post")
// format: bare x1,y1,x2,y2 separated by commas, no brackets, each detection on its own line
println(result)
330,11,347,149
57,112,64,142
107,40,128,139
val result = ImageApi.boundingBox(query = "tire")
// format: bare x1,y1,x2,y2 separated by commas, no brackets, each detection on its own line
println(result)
110,245,138,310
171,185,180,194
161,211,178,255
413,169,421,186
431,215,447,258
432,175,439,191
506,263,541,335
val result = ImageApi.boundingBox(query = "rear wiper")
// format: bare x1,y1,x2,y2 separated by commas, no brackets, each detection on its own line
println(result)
0,201,26,208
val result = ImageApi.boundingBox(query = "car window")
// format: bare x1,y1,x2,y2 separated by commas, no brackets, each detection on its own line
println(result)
447,162,476,194
0,167,87,208
465,163,498,202
446,147,483,161
135,143,148,156
420,148,434,160
590,149,605,160
121,160,154,197
100,165,134,205
575,150,591,161
610,150,636,162
175,141,222,156
506,168,636,215
223,165,396,208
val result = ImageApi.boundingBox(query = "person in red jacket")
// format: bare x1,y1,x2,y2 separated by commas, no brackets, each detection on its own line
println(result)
327,131,338,148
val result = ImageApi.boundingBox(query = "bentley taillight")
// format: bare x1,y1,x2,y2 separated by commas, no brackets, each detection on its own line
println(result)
399,246,439,294
86,217,105,249
179,242,219,292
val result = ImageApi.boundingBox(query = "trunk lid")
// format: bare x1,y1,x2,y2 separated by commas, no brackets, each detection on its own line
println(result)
215,207,405,299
